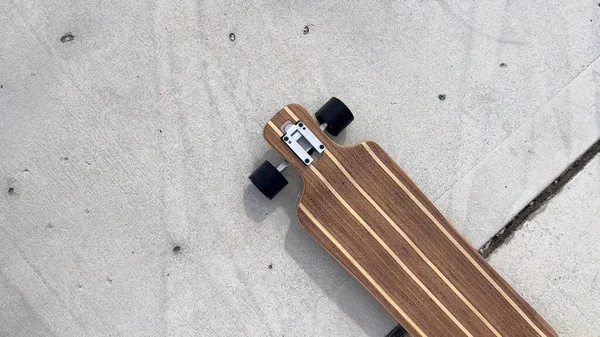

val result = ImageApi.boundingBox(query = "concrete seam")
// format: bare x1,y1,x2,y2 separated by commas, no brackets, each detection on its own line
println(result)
478,139,600,258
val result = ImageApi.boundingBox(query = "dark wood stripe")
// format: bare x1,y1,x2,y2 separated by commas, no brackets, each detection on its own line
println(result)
298,176,463,336
311,154,490,336
364,142,557,336
323,148,501,335
297,204,426,336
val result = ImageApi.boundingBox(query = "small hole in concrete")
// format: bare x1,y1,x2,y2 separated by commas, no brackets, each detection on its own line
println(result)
61,34,74,43
268,264,273,269
173,246,181,253
438,94,446,101
500,63,507,68
303,25,310,35
229,33,235,42
8,187,14,194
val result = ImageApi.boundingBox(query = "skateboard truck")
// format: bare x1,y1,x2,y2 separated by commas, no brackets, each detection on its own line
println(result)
275,123,328,173
250,97,353,199
281,121,326,166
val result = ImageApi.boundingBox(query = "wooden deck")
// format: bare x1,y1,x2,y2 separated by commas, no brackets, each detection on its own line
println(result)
263,104,557,337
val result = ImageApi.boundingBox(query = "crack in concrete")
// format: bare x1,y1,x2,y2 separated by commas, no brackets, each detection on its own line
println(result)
479,139,600,258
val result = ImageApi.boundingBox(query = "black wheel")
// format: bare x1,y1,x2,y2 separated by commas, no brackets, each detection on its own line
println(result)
315,97,354,136
386,325,407,337
249,161,288,199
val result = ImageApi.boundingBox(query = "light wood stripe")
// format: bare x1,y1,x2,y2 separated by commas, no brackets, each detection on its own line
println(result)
267,121,283,136
284,106,299,121
362,143,548,337
298,204,428,337
324,150,502,336
308,165,474,337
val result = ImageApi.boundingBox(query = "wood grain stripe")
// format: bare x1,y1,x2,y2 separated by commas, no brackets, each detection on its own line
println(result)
284,106,299,121
308,165,474,337
298,204,428,337
361,143,548,337
323,150,502,336
267,121,283,136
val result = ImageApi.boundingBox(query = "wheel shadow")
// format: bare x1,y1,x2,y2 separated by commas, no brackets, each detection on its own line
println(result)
243,131,395,337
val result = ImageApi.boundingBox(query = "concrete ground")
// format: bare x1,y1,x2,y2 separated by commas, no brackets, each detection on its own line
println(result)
1,1,599,336
488,155,600,337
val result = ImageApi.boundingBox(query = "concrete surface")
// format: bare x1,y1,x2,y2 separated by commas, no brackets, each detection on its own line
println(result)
436,54,600,249
1,0,600,336
488,154,600,337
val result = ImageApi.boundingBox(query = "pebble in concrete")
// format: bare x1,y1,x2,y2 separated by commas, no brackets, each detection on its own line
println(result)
60,34,74,43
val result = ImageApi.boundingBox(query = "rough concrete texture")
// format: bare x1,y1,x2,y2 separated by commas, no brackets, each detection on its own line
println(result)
436,55,600,249
488,155,600,337
1,1,600,336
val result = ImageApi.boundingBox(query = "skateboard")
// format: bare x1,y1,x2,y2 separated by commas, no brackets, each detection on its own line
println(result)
249,98,557,337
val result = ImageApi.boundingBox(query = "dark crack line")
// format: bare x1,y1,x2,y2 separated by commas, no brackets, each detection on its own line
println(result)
479,139,600,258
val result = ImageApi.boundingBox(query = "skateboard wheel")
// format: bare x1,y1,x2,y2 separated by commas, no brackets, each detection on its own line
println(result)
249,161,288,199
385,325,407,337
315,97,354,136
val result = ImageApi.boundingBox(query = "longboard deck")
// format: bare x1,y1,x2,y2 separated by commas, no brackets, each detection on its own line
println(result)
263,104,557,337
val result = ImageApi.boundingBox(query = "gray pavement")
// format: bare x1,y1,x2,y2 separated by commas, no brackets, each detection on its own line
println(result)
489,155,600,337
1,1,600,336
